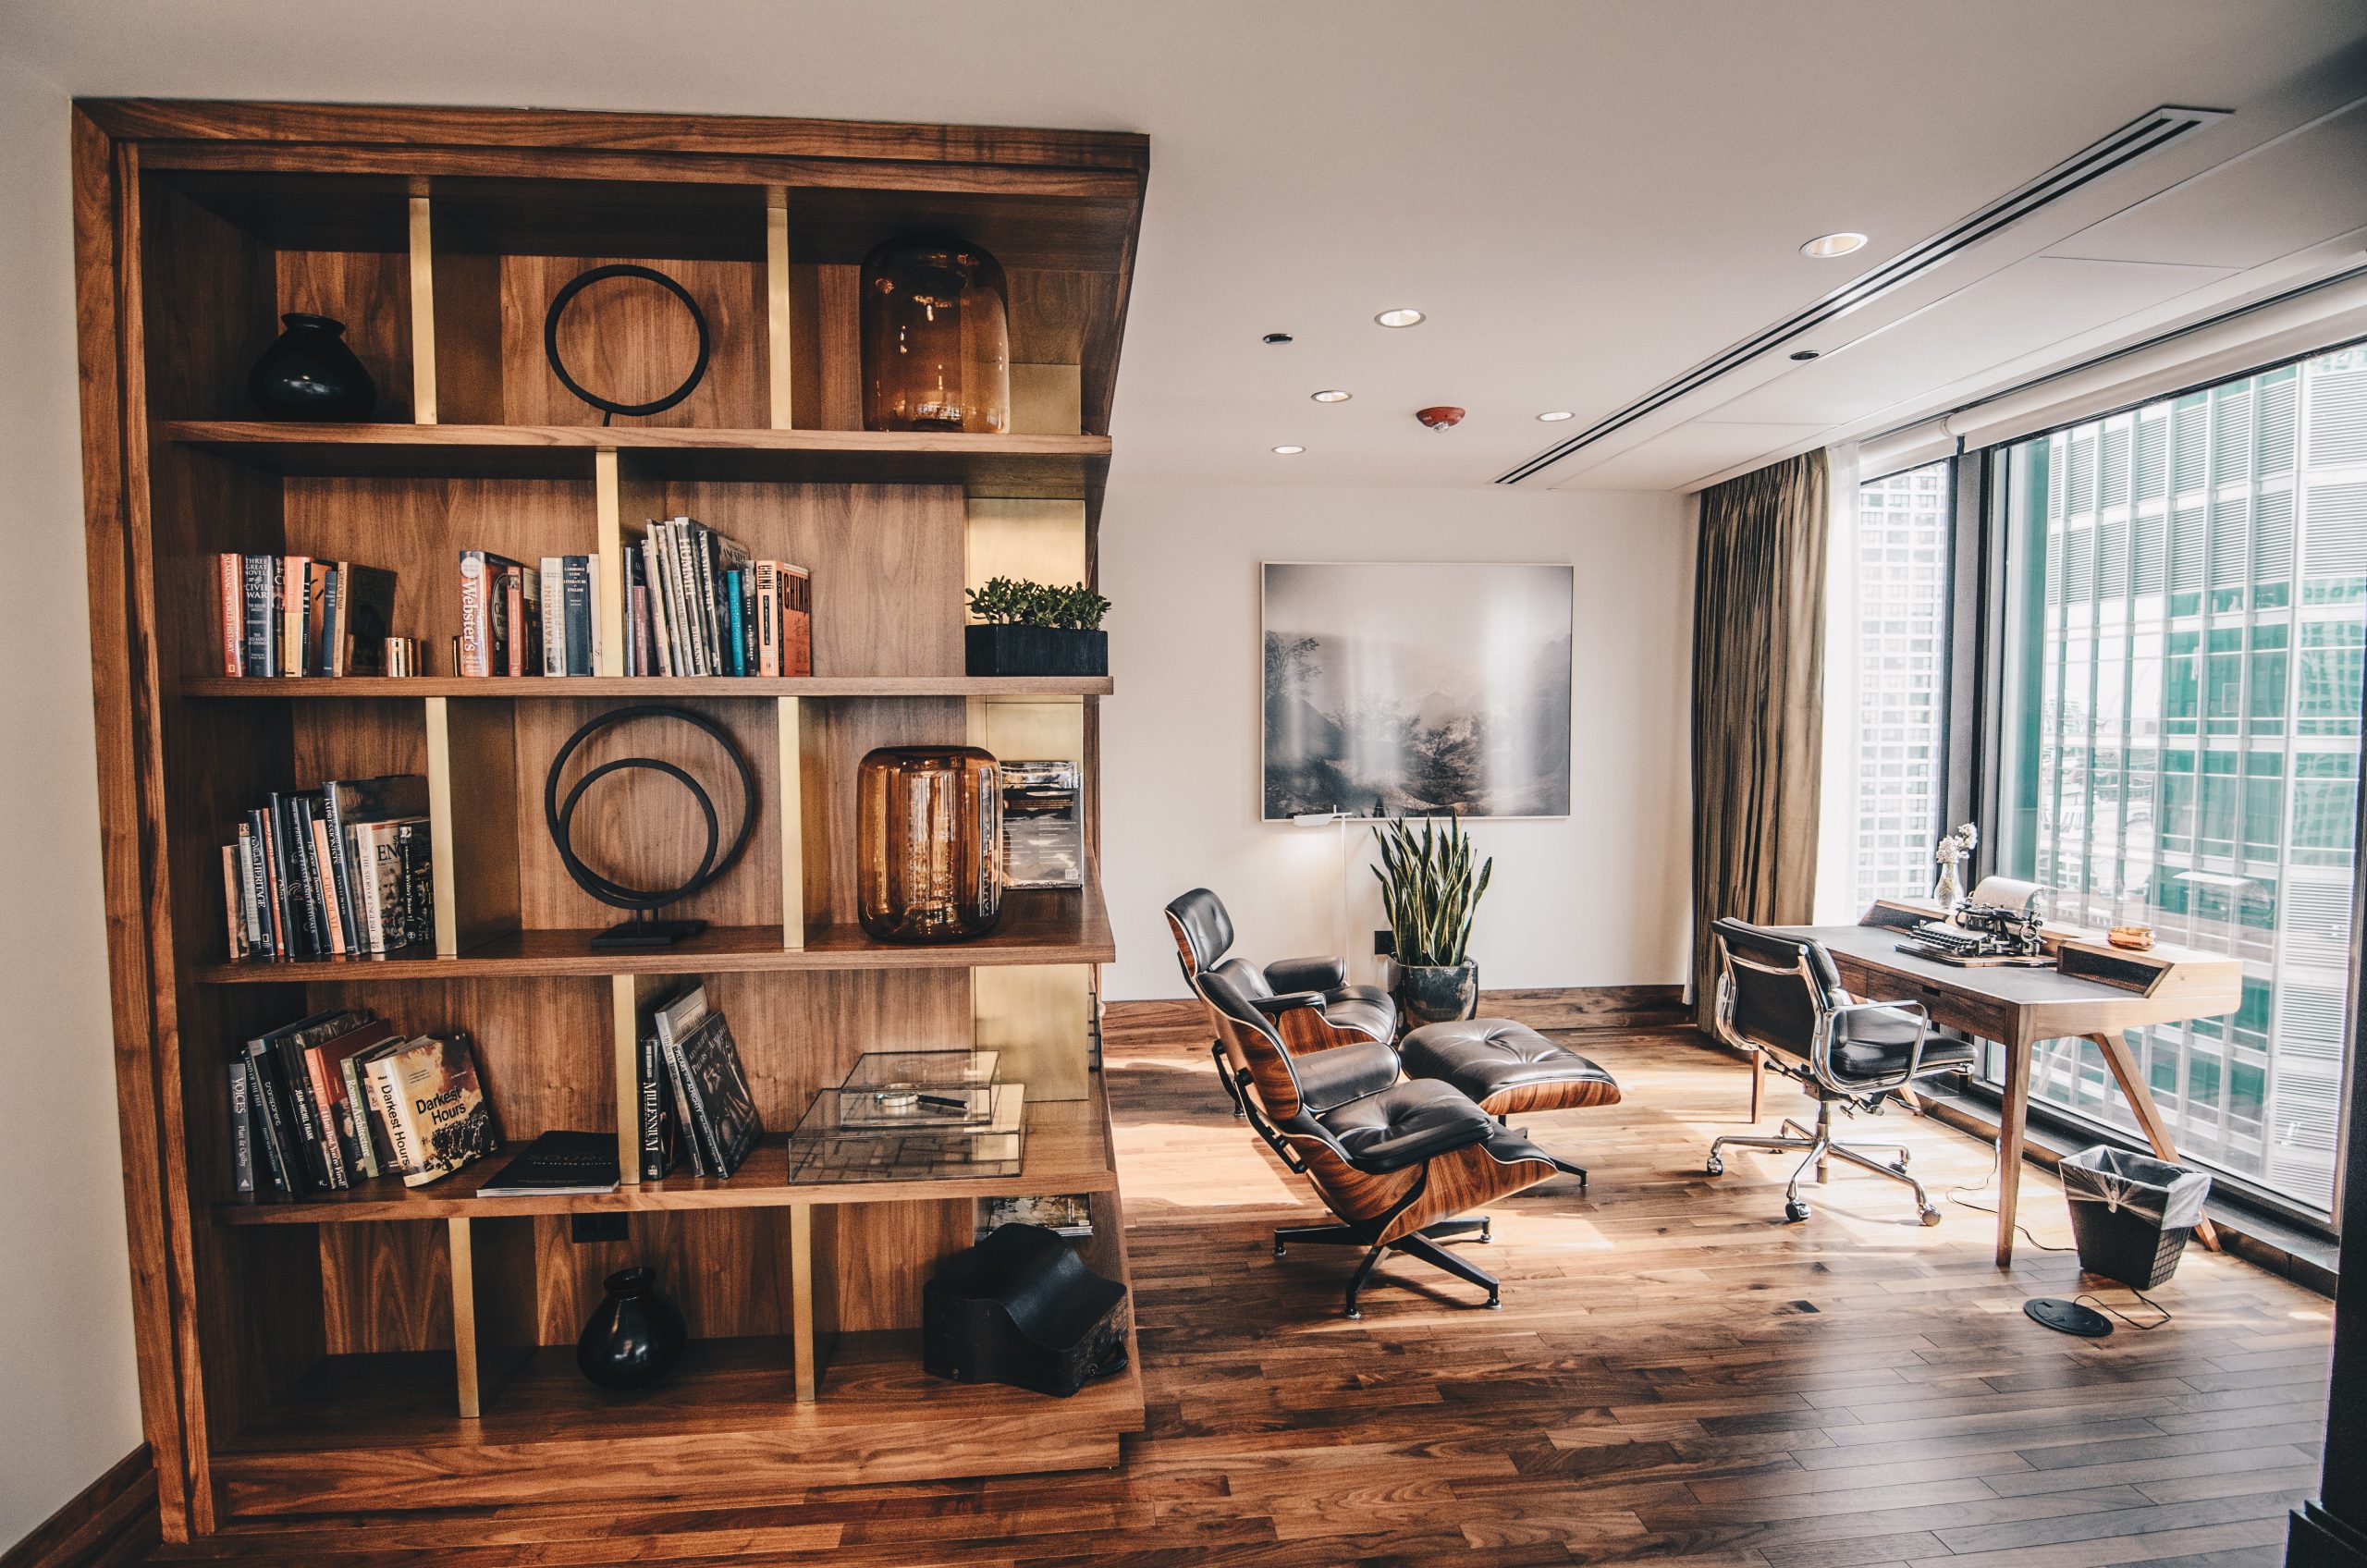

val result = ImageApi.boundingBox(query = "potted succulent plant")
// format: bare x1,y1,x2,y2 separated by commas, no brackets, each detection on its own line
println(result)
964,576,1111,677
1372,815,1492,1028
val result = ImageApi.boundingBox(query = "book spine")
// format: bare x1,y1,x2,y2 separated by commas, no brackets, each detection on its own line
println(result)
631,577,653,678
661,1035,722,1173
320,789,362,955
221,844,247,962
234,823,264,955
742,568,758,677
674,523,708,675
663,1046,707,1177
243,1048,300,1194
280,557,311,677
301,1042,350,1189
395,820,434,948
565,557,595,676
243,556,276,677
286,797,326,957
354,823,386,953
754,561,778,677
641,533,674,676
725,570,746,677
783,567,812,677
504,571,525,678
364,1053,417,1176
276,1034,333,1189
245,810,280,958
459,552,491,677
338,1049,381,1180
693,527,723,673
315,563,339,678
325,560,348,677
540,557,568,677
217,553,244,676
639,1034,668,1180
263,797,300,957
311,819,348,957
228,1061,255,1194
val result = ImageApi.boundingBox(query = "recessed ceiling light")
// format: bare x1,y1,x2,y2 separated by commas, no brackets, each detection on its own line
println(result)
1537,410,1575,423
1800,232,1868,259
1262,332,1294,344
1375,308,1425,328
1311,389,1352,403
1271,444,1306,455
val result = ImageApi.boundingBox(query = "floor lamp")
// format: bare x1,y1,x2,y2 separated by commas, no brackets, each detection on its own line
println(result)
1294,809,1355,974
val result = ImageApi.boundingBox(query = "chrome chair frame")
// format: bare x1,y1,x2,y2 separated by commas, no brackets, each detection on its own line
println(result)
1706,933,1950,1226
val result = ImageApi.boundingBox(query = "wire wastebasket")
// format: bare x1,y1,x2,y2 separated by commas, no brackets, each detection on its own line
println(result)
2060,1145,2213,1289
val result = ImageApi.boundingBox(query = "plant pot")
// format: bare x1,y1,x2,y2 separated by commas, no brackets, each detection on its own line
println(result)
575,1266,687,1390
965,625,1108,678
1393,961,1478,1028
247,312,377,422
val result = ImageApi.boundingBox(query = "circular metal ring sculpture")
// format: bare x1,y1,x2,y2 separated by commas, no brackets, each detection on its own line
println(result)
545,704,754,948
543,263,713,421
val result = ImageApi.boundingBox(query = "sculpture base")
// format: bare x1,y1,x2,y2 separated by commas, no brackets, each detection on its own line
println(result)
591,917,710,951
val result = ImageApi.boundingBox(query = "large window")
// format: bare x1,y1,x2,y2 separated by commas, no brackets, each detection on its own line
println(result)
1993,349,2367,1213
1850,460,1952,906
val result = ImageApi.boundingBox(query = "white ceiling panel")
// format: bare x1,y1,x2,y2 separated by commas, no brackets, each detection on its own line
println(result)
2049,97,2367,270
1705,255,2234,427
1551,423,1827,493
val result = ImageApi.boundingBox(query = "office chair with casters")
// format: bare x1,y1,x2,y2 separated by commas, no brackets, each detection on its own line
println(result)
1195,967,1572,1317
1166,887,1397,1055
1705,917,1976,1227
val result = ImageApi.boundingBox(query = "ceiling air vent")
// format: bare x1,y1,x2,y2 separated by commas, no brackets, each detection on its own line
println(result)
1497,104,2232,484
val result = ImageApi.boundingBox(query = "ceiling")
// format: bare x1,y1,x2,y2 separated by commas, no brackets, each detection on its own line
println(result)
9,0,2367,493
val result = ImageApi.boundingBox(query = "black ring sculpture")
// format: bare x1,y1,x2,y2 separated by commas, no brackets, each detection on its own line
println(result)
545,704,754,949
543,263,713,422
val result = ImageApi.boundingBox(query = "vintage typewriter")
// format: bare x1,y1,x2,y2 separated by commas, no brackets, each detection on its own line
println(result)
1895,900,2052,967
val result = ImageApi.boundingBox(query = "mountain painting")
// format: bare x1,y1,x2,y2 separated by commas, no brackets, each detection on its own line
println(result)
1262,562,1573,820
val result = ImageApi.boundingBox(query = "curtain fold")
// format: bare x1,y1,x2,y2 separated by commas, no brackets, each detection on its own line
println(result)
1690,449,1830,1030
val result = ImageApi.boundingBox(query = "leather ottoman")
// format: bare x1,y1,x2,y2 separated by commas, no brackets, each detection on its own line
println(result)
1399,1018,1623,1117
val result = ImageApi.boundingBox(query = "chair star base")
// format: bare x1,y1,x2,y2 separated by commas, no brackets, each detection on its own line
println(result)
1273,1218,1501,1317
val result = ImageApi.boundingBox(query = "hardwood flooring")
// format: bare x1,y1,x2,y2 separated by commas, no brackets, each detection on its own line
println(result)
142,1017,2332,1568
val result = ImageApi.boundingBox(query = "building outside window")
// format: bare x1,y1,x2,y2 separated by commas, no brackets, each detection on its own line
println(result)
1852,459,1952,907
1993,348,2367,1214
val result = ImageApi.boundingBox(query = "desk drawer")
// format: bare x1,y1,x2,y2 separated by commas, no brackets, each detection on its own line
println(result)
1833,960,2014,1042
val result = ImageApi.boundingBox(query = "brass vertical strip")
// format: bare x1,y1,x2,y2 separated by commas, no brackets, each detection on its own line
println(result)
611,974,641,1184
424,696,460,955
447,1216,482,1418
778,695,805,949
407,195,437,424
595,448,625,676
767,190,793,430
790,1203,817,1402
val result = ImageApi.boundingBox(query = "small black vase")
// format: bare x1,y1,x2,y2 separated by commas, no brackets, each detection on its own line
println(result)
575,1266,687,1390
247,312,376,422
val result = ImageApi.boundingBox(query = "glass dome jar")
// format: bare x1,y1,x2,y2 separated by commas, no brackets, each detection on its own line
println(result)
860,235,1011,434
857,746,1004,942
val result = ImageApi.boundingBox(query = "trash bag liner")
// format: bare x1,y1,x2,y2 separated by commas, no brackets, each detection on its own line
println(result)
2059,1145,2212,1230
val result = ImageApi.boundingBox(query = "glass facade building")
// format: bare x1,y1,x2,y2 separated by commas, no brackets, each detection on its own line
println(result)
1993,349,2367,1212
1852,461,1953,907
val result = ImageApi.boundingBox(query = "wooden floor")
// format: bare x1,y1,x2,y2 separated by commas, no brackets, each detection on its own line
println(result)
146,1017,2333,1568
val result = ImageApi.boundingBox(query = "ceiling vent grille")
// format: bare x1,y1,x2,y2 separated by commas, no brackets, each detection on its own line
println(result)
1496,104,2232,484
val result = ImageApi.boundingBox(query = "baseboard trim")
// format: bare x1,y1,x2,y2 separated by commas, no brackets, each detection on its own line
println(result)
0,1449,156,1568
1102,984,1692,1049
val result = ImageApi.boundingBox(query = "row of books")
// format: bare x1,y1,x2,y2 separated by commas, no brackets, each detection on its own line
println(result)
626,517,812,678
214,554,398,677
228,1011,494,1194
634,984,762,1179
222,775,432,962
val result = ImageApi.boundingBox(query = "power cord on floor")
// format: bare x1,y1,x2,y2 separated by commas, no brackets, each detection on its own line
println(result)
1946,1145,2076,1253
2075,1288,2174,1329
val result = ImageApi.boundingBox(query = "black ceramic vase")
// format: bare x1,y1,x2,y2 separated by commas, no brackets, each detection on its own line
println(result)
1393,961,1479,1029
247,312,376,422
575,1266,687,1390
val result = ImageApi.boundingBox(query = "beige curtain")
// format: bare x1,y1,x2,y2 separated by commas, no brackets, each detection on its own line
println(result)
1691,449,1830,1029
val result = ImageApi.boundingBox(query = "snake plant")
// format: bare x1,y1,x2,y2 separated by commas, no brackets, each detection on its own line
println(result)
1372,815,1492,968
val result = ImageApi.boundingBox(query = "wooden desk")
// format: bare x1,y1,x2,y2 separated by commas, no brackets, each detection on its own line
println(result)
1772,918,2242,1266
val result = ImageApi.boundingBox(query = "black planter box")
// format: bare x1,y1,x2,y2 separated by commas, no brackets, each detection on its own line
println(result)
965,624,1109,678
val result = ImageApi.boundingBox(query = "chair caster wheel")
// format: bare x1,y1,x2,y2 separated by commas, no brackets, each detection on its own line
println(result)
1485,1296,1502,1310
1705,1156,1724,1177
1273,1244,1287,1258
1344,1307,1362,1321
1895,1150,1911,1169
1784,1199,1811,1223
1919,1206,1943,1228
1478,1219,1491,1243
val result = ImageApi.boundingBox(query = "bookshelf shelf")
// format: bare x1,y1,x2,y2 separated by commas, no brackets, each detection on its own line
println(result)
195,887,1114,981
181,675,1114,699
166,421,1110,496
215,1096,1117,1225
75,99,1146,1539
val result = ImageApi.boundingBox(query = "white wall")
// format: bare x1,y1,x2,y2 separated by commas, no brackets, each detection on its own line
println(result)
0,62,147,1548
1098,482,1694,1000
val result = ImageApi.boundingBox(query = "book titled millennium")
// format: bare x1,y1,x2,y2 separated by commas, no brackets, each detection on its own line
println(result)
220,776,430,962
623,515,810,678
214,554,398,678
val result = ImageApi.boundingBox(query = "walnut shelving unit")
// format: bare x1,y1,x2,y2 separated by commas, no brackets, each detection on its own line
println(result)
69,100,1147,1539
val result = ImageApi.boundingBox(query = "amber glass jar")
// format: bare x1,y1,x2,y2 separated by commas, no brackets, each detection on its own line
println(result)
859,235,1011,434
857,747,1004,942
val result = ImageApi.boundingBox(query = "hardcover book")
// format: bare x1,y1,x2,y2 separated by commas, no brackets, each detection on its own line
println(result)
475,1130,619,1197
666,1011,763,1179
329,563,398,676
366,1034,497,1187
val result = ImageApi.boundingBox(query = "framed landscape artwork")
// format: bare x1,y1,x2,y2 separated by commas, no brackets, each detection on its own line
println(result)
1261,561,1574,821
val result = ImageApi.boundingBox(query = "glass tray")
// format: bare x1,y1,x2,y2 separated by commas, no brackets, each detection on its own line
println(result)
784,1084,1026,1184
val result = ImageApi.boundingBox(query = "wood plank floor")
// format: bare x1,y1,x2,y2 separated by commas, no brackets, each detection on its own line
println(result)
147,1020,2333,1568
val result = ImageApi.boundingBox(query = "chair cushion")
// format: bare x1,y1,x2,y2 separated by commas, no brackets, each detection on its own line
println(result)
1288,1040,1403,1114
1317,990,1396,1043
1399,1018,1622,1114
1265,955,1349,994
1318,1079,1495,1172
1832,1006,1978,1080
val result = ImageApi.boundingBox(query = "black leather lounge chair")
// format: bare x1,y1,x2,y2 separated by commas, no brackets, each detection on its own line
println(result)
1165,887,1396,1050
1196,966,1573,1317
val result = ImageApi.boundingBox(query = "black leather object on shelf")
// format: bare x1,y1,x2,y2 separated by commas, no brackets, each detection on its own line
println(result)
922,1223,1130,1399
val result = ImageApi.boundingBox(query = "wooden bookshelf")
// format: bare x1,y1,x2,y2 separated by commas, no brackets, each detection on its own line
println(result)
69,99,1147,1540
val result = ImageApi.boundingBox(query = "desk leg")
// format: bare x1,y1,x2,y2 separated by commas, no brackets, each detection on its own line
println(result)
1749,1051,1764,1124
1996,1041,2030,1268
2084,1032,2222,1252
